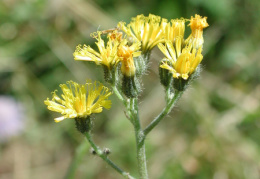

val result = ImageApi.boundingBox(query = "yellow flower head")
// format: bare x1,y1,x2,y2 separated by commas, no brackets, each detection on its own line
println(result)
158,39,203,80
118,14,166,52
73,31,120,69
44,80,112,122
186,14,209,49
117,39,141,76
164,18,185,42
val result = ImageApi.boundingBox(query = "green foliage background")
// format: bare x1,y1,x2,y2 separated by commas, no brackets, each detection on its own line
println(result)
0,0,260,178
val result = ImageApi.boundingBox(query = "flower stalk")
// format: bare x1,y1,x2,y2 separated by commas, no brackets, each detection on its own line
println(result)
130,98,148,179
143,90,183,137
85,132,135,179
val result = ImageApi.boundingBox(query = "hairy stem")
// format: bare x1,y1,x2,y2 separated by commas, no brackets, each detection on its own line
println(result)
131,98,149,179
85,132,135,179
143,90,183,137
111,70,134,123
112,85,127,106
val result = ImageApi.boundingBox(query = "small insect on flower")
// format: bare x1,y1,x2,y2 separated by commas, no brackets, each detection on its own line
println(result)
73,31,120,70
44,80,112,122
91,27,120,38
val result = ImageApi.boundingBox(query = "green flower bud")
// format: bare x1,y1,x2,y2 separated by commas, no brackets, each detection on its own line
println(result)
159,58,173,88
122,75,141,98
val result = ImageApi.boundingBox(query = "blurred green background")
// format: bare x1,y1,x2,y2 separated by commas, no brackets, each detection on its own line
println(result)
1,0,260,178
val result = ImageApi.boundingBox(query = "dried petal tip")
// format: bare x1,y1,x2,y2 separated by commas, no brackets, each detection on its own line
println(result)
186,14,209,49
189,14,209,31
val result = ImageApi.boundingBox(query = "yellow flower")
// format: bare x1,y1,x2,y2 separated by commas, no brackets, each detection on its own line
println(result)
117,39,141,76
44,80,112,122
118,14,166,52
164,19,185,42
186,14,209,49
73,31,120,69
158,39,203,80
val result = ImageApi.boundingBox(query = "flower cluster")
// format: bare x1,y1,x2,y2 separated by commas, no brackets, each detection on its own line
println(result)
74,14,208,82
73,30,141,78
45,13,208,122
43,13,209,178
158,14,208,82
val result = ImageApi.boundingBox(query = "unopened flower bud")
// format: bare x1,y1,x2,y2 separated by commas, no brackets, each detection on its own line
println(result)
122,76,141,98
159,58,173,88
121,56,136,77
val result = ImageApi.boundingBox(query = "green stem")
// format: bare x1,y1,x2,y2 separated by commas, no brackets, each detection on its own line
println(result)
131,98,149,179
165,84,173,104
112,85,127,106
85,132,135,179
143,90,183,137
110,66,128,108
110,68,148,178
65,141,89,179
111,70,134,124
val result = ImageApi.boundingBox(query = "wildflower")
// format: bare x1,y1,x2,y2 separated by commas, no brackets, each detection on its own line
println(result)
164,19,185,42
158,39,203,80
186,14,209,49
73,31,120,70
44,80,112,122
118,14,166,52
117,39,141,77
